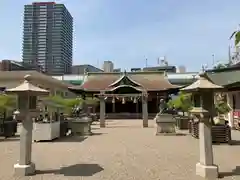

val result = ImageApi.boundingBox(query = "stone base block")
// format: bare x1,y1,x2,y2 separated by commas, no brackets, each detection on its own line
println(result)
196,162,218,179
14,162,36,176
143,123,148,128
100,123,105,128
156,122,176,134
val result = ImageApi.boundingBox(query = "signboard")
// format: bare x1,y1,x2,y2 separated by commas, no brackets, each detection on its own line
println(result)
233,110,240,117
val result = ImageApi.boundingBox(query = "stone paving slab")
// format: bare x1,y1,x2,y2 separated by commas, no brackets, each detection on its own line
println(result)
0,120,240,180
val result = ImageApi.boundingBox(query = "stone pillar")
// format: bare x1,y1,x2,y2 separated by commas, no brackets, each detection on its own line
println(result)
100,97,106,128
14,95,36,176
191,107,218,179
142,94,148,127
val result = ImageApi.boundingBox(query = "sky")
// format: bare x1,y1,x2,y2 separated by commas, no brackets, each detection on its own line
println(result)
0,0,240,72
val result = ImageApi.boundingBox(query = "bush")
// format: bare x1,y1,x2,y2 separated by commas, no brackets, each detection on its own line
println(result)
215,100,231,115
167,92,193,115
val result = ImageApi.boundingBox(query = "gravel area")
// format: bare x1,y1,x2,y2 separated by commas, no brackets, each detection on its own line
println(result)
0,120,240,180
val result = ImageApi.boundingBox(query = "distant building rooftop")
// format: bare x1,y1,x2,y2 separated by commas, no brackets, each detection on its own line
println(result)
143,66,176,73
71,64,103,74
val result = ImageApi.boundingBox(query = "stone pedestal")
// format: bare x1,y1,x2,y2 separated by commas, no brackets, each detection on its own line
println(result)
14,113,36,176
155,113,176,135
70,117,92,136
100,97,106,128
196,163,218,179
14,162,36,176
142,94,148,127
190,107,218,179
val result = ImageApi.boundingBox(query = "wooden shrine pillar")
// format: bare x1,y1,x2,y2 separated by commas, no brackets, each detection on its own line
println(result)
142,92,148,127
99,96,106,128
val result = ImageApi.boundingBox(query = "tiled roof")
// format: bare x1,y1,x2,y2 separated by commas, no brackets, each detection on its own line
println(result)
0,71,70,88
69,71,178,92
205,70,240,86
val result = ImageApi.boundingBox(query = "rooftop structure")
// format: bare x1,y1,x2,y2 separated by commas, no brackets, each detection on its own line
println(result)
71,64,103,74
143,65,176,73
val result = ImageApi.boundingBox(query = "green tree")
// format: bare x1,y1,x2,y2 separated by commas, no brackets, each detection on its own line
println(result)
42,96,76,115
84,97,99,106
230,30,240,46
0,94,16,111
167,92,192,116
0,94,16,118
43,96,99,115
214,94,231,115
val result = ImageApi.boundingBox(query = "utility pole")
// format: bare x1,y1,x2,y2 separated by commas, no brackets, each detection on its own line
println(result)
228,45,232,64
212,54,215,67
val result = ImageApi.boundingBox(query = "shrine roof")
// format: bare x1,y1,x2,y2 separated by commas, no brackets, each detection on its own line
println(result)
69,71,178,92
205,69,240,86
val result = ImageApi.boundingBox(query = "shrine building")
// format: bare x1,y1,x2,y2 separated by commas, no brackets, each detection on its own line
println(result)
69,71,178,120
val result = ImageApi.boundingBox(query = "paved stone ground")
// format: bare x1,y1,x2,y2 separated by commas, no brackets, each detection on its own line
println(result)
0,120,240,180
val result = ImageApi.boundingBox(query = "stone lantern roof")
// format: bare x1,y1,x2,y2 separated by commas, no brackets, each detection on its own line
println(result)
6,75,49,95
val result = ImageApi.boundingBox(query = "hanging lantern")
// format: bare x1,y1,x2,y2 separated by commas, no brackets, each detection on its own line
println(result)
104,97,108,100
133,97,137,103
122,97,126,104
112,97,115,103
130,97,133,101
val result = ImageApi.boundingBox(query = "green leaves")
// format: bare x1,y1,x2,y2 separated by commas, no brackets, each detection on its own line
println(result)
167,92,192,113
42,96,99,115
230,30,240,46
215,100,230,115
235,31,240,46
0,94,16,111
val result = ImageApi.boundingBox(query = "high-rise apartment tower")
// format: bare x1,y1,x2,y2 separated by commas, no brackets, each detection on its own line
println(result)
22,2,73,75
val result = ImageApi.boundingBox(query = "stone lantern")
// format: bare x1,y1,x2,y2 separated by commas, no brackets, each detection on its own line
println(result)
5,75,49,177
181,75,223,179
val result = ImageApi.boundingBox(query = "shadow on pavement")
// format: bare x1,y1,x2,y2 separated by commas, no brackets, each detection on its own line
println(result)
91,132,106,136
36,163,104,176
228,140,240,146
219,166,240,178
0,138,20,142
52,136,88,143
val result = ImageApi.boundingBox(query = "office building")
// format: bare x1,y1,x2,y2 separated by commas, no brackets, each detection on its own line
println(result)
102,61,114,72
22,2,73,75
0,60,25,71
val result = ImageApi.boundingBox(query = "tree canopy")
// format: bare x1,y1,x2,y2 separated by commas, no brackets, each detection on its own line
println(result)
0,94,16,111
167,92,193,114
230,30,240,46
